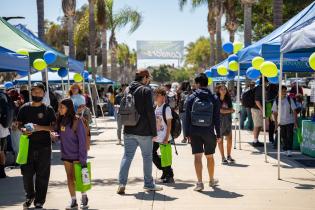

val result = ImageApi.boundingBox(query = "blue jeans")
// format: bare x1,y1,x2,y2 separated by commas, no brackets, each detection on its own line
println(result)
118,134,154,188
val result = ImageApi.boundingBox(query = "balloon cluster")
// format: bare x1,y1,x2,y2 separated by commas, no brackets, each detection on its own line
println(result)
246,56,279,83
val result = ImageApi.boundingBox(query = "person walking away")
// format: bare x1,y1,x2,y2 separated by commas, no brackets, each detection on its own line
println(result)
153,87,175,183
17,83,56,209
272,86,298,157
54,98,89,209
177,81,191,143
216,85,235,165
251,78,265,147
115,84,128,145
185,73,221,191
164,83,177,110
117,69,163,194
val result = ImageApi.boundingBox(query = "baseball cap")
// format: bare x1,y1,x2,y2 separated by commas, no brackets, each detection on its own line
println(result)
31,82,46,92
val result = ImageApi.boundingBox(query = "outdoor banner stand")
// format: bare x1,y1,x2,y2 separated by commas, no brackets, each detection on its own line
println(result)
87,82,98,130
262,76,268,163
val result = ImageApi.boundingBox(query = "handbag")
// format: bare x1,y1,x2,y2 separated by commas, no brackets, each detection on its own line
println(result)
74,162,92,192
160,143,172,167
16,135,29,165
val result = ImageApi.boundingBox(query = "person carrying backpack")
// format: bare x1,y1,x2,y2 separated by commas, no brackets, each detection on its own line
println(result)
272,86,298,157
117,69,163,195
185,73,221,191
164,83,177,110
177,81,191,143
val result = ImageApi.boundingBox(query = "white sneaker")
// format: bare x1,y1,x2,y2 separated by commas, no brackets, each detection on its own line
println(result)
209,179,219,187
287,150,292,157
143,185,163,191
193,182,204,191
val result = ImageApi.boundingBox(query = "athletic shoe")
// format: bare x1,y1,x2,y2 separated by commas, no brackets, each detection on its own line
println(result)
209,179,219,187
193,182,204,191
80,195,89,209
34,203,43,209
252,141,264,147
227,156,235,163
163,177,175,184
143,185,163,191
286,150,292,157
66,199,78,210
23,197,34,209
117,185,126,195
160,172,166,180
222,158,229,165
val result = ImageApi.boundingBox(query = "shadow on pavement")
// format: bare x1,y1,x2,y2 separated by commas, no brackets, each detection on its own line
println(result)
280,179,315,190
159,179,195,190
200,186,244,199
126,191,178,201
226,163,249,168
0,176,25,207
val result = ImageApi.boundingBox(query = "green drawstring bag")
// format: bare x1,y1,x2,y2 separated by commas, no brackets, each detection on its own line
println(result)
74,162,92,192
160,144,172,167
16,135,29,165
265,102,273,118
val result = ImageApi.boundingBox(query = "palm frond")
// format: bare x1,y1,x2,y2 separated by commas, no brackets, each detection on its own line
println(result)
113,7,142,33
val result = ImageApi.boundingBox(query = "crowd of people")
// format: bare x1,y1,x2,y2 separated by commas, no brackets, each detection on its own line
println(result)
0,67,307,209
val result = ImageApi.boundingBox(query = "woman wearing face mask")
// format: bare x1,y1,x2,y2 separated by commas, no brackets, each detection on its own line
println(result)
69,84,86,113
55,98,89,209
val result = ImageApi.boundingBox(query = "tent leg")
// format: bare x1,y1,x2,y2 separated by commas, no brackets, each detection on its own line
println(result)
88,83,98,130
296,73,299,94
61,78,65,98
94,83,105,118
28,67,32,102
262,76,268,163
234,118,237,149
67,68,70,87
237,66,241,150
277,53,284,180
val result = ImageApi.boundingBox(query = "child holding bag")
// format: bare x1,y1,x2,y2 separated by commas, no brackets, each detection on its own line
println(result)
55,98,89,209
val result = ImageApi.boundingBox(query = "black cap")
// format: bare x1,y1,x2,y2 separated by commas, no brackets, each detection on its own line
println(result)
31,82,46,92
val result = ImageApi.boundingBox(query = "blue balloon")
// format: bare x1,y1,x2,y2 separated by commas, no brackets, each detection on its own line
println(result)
228,54,238,62
43,51,57,65
58,68,68,78
82,70,89,80
4,81,14,89
246,67,261,80
227,70,235,80
17,71,28,77
204,70,212,77
222,42,234,54
268,76,279,84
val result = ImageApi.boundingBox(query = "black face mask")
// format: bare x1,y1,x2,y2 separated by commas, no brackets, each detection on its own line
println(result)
32,96,43,102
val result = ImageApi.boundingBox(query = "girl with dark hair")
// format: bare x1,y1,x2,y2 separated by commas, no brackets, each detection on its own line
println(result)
56,98,89,209
217,85,235,165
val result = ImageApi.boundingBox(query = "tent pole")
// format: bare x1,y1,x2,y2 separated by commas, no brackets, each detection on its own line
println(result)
87,82,98,129
94,83,105,118
296,73,299,94
67,68,70,87
262,76,268,163
28,66,32,102
61,78,65,98
237,65,241,150
277,52,284,180
45,68,50,105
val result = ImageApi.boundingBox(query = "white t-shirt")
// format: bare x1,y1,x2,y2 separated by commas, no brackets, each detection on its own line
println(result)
272,97,297,125
155,103,172,143
0,123,10,138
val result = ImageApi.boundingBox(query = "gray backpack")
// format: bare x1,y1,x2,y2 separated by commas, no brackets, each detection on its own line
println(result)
119,86,142,126
191,95,214,127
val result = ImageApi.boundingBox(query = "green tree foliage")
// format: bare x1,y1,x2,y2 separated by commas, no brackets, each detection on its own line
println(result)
185,36,211,71
170,68,195,82
151,65,171,83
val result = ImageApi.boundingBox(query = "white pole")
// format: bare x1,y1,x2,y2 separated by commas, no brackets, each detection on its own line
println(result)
87,82,98,129
237,65,241,150
28,67,32,102
45,68,49,105
94,83,105,118
262,76,267,163
296,73,299,94
67,68,70,87
277,52,284,180
61,78,65,98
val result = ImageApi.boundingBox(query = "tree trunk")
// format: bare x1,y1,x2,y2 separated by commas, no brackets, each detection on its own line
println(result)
208,2,216,66
110,34,118,81
68,15,75,58
101,27,108,78
216,1,223,63
36,0,46,82
210,32,216,66
243,3,252,47
273,0,283,28
88,0,96,80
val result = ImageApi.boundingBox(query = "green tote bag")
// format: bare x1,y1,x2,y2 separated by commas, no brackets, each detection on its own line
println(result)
74,162,92,192
160,143,172,167
16,135,29,165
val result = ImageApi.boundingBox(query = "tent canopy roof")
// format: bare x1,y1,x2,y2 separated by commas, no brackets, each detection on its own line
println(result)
0,47,29,72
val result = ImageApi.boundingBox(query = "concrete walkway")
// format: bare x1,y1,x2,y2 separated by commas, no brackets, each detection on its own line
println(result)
0,117,314,210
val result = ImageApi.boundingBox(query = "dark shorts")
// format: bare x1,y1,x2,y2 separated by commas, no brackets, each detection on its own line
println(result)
0,137,7,151
191,132,217,155
61,158,78,163
220,115,232,137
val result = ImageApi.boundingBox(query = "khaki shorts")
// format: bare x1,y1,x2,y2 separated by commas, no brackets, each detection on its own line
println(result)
251,108,263,128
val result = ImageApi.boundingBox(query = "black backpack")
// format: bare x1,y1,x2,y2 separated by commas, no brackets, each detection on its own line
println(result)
179,91,189,113
0,91,15,128
242,88,256,108
191,94,214,127
119,86,142,126
162,104,182,139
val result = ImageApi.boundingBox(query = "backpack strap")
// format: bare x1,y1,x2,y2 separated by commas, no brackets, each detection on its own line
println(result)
162,104,168,125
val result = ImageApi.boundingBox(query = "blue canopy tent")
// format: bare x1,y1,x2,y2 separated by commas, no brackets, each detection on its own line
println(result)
0,47,29,72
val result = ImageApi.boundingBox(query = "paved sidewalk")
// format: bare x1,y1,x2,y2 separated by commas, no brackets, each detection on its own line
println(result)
0,117,315,210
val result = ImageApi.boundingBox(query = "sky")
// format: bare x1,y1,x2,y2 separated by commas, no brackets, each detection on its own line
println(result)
1,0,242,67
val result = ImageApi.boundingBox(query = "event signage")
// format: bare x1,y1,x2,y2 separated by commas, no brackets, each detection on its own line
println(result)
137,41,184,60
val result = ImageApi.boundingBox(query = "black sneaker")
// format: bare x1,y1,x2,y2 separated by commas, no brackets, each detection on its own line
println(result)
80,195,89,209
66,199,78,210
227,156,235,163
34,203,44,209
253,141,264,147
23,197,34,209
160,172,166,180
222,158,228,165
163,177,175,184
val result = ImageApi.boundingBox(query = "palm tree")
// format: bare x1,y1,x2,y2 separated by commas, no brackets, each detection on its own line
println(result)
224,0,239,42
216,0,223,62
117,43,130,83
106,0,142,81
36,0,46,82
62,0,76,58
241,0,258,47
273,0,283,28
96,0,108,78
88,0,96,79
179,0,218,66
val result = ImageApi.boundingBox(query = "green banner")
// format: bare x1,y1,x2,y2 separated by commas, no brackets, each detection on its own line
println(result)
301,120,315,157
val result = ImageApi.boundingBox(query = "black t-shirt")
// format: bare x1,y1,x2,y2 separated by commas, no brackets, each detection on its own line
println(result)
254,85,263,109
219,96,233,117
17,103,56,150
